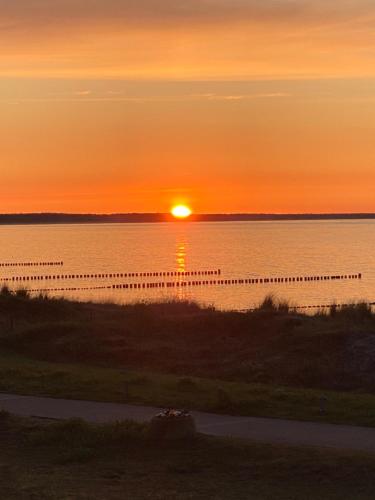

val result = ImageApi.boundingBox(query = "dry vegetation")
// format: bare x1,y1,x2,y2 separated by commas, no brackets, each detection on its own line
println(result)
2,289,375,426
1,411,375,500
1,289,375,393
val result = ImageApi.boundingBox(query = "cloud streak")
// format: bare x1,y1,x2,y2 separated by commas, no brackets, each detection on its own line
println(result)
0,1,322,29
1,0,374,31
0,91,291,104
1,1,375,79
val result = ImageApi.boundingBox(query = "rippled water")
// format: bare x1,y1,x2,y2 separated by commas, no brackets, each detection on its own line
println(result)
0,220,373,310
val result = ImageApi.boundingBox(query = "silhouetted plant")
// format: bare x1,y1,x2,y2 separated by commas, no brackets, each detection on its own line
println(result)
0,284,12,296
278,300,290,313
329,303,338,317
258,294,278,312
337,302,373,322
257,294,291,313
215,388,233,411
15,287,30,299
177,377,198,392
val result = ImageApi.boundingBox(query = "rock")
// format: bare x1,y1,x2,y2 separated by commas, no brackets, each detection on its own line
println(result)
149,410,196,440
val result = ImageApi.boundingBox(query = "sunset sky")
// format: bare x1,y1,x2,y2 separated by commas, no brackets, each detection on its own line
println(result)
1,0,375,213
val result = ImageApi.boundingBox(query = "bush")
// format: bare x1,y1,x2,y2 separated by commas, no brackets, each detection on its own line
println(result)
15,287,30,299
328,301,373,322
337,302,373,322
0,284,12,296
0,410,11,423
214,388,234,411
30,418,148,450
177,377,198,392
149,414,196,440
257,295,291,314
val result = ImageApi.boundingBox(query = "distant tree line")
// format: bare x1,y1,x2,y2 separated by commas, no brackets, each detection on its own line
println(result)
1,213,375,225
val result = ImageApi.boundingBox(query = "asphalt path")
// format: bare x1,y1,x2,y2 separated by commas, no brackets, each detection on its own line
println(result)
1,393,375,452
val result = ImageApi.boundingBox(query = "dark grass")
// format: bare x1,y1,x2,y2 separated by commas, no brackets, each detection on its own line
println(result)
29,417,149,464
2,289,375,425
2,413,375,499
1,290,375,390
2,352,375,427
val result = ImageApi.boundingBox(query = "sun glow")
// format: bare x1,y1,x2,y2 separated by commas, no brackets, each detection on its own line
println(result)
171,205,192,219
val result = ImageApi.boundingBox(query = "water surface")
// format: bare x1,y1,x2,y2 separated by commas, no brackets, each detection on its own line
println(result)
0,220,372,310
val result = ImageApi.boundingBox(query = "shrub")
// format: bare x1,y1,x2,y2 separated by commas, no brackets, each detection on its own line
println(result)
149,414,196,440
214,388,234,411
329,303,338,317
0,410,11,422
257,294,291,314
336,302,373,322
0,284,12,296
30,418,148,449
177,377,198,392
15,287,30,299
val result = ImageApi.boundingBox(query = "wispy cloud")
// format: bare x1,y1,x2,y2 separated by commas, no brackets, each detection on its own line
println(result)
0,91,291,104
1,1,375,79
1,1,374,30
0,1,322,30
74,90,92,96
199,92,291,100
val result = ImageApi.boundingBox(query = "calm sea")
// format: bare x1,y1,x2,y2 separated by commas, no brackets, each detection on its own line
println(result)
0,220,373,311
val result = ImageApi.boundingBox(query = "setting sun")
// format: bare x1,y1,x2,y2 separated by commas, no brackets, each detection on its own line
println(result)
171,205,192,219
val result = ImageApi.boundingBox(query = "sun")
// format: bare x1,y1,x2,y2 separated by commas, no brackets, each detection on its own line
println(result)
171,204,192,219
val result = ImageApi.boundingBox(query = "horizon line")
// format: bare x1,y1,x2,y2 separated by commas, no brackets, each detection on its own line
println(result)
2,212,375,216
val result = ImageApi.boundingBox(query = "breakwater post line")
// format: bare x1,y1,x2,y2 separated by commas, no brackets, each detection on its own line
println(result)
237,301,375,312
0,271,361,285
0,261,63,268
112,273,361,290
0,269,221,283
29,286,112,293
25,272,362,294
293,302,372,310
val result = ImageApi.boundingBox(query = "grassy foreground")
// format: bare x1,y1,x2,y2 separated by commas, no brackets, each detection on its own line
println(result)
2,291,375,391
2,290,375,426
2,351,375,427
1,411,375,500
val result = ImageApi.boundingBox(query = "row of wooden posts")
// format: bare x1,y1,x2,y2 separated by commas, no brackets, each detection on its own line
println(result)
30,286,111,293
112,273,362,290
26,273,362,293
0,261,63,267
0,271,362,284
0,269,221,282
236,301,374,312
294,302,373,310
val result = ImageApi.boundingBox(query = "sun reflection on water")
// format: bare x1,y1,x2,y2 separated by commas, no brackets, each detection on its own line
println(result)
176,235,187,299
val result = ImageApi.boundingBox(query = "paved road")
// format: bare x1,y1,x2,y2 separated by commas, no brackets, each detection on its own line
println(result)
1,393,375,453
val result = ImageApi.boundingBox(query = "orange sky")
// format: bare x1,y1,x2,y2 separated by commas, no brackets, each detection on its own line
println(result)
1,0,375,213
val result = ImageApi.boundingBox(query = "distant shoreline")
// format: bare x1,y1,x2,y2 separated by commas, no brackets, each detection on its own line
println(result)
1,213,375,225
